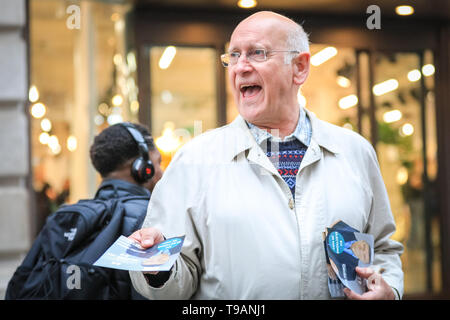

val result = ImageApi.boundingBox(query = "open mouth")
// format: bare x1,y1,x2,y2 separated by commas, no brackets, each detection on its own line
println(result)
240,84,262,98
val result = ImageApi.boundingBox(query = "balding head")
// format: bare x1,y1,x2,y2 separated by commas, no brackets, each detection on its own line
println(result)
233,11,310,56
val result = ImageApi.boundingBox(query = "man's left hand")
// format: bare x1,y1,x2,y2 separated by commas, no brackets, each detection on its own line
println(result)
343,267,396,300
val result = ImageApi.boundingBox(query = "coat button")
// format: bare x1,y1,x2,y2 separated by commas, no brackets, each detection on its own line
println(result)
289,198,295,210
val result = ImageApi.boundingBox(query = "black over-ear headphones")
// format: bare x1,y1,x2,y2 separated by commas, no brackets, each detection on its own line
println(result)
119,122,155,184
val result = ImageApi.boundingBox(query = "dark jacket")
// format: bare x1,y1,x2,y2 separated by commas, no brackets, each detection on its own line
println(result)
94,179,150,299
95,178,150,236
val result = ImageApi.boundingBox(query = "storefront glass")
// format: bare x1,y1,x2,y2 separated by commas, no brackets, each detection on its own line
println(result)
149,46,217,169
373,51,440,294
30,0,132,236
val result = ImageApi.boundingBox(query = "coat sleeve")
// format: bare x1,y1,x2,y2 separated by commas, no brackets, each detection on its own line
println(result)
363,142,405,299
129,147,205,300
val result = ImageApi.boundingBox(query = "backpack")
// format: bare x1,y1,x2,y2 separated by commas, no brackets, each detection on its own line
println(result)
5,193,148,300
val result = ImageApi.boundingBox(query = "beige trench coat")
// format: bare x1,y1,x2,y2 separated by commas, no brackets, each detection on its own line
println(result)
130,108,404,300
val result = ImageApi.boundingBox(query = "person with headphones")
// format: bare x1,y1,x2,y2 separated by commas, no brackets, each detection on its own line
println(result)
87,122,163,299
90,122,162,194
6,122,163,300
88,122,164,298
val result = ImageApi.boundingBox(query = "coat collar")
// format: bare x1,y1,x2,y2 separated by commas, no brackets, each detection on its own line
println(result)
226,107,340,162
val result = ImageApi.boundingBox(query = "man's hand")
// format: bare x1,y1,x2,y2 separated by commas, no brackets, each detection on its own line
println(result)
343,267,396,300
128,227,165,275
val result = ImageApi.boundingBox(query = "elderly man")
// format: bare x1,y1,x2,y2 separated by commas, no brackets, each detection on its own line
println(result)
129,11,403,300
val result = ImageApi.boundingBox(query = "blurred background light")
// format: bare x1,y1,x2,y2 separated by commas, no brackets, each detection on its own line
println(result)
383,109,402,123
373,79,399,96
40,118,52,132
159,46,177,70
29,85,39,102
311,47,337,66
67,135,77,152
407,69,421,82
338,94,358,109
237,0,257,9
31,102,46,119
422,64,435,76
395,5,414,16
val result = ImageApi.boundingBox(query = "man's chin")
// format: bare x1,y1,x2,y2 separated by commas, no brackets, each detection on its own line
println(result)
238,105,264,124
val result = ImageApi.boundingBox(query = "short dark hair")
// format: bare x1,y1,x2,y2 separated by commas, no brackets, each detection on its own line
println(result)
90,122,156,177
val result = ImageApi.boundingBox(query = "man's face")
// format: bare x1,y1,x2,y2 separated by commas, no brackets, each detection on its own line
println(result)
227,17,296,127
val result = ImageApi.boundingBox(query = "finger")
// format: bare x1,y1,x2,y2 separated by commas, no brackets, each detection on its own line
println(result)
143,271,160,275
355,267,375,279
366,273,382,291
128,230,142,242
343,288,364,300
140,228,164,248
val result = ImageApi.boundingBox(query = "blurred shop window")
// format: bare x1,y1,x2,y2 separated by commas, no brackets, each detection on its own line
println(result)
150,46,217,170
302,45,359,135
30,0,133,237
373,51,440,294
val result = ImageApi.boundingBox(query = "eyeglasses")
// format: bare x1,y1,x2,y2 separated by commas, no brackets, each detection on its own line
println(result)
220,48,300,67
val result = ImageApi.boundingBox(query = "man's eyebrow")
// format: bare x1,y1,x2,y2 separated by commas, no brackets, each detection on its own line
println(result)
228,44,266,52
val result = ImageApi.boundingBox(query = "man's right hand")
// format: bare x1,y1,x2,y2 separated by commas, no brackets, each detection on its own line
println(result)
128,227,165,249
128,227,165,275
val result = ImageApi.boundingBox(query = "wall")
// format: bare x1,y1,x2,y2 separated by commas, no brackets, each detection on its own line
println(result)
0,0,30,299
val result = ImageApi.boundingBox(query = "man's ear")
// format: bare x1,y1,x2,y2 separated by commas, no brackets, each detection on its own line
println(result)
292,52,310,86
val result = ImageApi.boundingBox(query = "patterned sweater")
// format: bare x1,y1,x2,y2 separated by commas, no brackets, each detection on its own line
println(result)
247,106,312,199
265,139,308,198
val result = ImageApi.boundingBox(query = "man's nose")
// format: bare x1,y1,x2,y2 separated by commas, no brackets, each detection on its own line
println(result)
233,54,253,73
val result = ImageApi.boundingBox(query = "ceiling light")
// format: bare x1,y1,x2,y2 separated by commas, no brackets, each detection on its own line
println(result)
40,118,52,132
31,102,46,119
67,135,78,152
407,69,421,82
338,94,358,109
422,64,435,76
383,109,402,123
237,0,257,9
112,94,123,106
39,132,50,145
336,76,351,88
159,46,177,70
155,124,181,154
400,123,414,136
50,144,61,155
373,79,399,96
29,85,39,103
311,47,338,66
48,135,59,147
396,167,409,185
107,114,123,125
395,5,414,16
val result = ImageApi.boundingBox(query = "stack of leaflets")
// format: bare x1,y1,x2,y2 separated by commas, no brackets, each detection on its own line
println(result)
94,235,185,272
323,220,374,298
